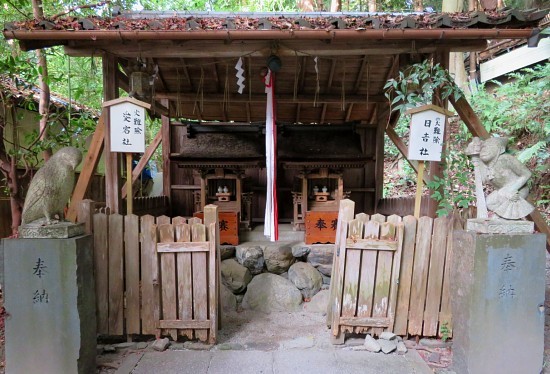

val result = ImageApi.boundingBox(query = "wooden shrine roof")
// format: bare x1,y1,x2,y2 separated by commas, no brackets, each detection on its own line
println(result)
170,131,265,168
278,125,369,168
4,9,547,126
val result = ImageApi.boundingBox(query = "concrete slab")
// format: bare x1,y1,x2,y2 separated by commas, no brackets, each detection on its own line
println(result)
122,348,433,374
273,350,339,374
131,351,212,374
209,350,273,374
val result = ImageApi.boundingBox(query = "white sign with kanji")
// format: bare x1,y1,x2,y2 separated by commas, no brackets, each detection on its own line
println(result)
407,106,448,162
109,101,146,153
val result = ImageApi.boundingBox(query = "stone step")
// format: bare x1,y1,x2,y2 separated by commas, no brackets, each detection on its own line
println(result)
240,224,305,242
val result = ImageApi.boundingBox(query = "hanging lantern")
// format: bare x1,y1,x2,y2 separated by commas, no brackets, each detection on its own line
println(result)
129,70,150,99
267,55,282,72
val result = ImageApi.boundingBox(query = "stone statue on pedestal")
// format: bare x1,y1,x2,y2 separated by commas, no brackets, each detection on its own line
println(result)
466,137,534,220
19,147,85,238
465,137,534,234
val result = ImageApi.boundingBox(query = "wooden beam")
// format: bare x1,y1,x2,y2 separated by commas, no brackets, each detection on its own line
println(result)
326,59,336,92
426,50,450,217
449,95,490,139
353,56,368,94
67,114,105,222
161,99,171,214
103,54,121,213
64,39,489,58
155,92,386,103
121,130,162,198
152,57,168,91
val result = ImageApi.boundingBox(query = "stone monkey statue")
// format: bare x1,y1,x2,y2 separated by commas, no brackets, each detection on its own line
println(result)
466,137,534,220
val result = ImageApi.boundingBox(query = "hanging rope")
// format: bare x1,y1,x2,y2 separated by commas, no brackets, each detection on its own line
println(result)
341,59,346,112
314,56,320,108
176,68,182,117
366,61,370,110
223,64,230,113
193,67,204,115
293,50,299,102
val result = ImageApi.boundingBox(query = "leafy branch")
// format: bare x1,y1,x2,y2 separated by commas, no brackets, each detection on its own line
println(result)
384,60,463,114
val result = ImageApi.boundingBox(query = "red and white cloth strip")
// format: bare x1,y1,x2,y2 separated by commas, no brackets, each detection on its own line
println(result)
264,70,278,242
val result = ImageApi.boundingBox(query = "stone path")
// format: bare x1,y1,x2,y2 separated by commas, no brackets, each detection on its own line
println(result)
117,349,432,374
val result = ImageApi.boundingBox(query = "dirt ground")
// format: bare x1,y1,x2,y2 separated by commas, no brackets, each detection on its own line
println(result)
1,252,549,373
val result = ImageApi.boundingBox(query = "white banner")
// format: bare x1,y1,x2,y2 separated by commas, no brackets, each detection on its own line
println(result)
264,70,278,241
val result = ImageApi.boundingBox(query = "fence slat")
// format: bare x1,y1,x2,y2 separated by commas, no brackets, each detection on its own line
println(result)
372,222,394,336
93,212,109,335
364,220,380,239
408,216,433,336
175,222,194,340
124,214,141,335
192,223,209,342
327,199,355,338
356,249,377,333
341,249,361,334
204,205,219,343
159,223,177,341
394,216,417,335
423,217,449,336
387,218,404,333
439,214,461,338
207,223,218,343
140,215,158,335
108,213,124,335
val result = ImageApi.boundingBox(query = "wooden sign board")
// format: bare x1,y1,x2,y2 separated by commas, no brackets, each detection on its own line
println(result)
103,97,151,153
407,104,452,162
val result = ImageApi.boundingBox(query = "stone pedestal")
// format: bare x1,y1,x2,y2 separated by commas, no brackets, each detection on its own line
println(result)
3,236,96,374
452,231,545,374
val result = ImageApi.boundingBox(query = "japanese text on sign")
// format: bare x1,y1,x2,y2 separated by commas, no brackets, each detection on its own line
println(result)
408,109,446,162
498,252,517,300
32,257,49,304
109,101,146,153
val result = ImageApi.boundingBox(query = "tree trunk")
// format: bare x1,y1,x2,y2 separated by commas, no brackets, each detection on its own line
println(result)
32,0,52,161
297,0,318,11
479,0,497,10
368,0,376,12
442,0,461,12
0,105,24,236
330,0,341,12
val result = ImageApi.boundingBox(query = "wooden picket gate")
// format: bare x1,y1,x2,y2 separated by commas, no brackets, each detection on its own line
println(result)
329,199,458,342
85,203,220,342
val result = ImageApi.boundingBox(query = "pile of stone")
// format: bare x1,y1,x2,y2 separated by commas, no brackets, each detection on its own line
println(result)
220,241,334,313
352,332,408,355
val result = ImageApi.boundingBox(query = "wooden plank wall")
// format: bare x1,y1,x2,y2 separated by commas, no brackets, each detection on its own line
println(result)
330,201,461,339
82,205,218,340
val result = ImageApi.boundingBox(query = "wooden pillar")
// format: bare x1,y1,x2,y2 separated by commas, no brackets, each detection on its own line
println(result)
373,116,385,212
425,51,451,217
161,99,172,215
103,54,121,213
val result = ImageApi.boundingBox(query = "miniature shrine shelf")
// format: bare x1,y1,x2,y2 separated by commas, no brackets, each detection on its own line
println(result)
194,211,239,245
292,169,344,242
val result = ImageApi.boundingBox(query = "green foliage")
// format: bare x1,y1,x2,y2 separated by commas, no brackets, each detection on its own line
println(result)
439,322,450,342
384,60,463,114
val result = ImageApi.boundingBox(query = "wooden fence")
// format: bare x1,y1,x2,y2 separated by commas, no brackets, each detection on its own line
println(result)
80,203,220,342
329,199,462,341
